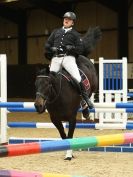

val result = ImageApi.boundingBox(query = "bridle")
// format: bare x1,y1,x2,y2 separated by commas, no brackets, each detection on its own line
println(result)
36,74,63,104
36,75,49,99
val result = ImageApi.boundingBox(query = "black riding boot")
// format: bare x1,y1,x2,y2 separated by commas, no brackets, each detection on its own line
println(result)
79,82,94,109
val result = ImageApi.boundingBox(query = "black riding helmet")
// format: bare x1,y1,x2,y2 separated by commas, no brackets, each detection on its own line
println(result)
63,12,76,21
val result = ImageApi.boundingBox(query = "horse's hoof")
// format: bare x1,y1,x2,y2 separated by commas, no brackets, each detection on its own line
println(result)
64,157,72,161
64,155,74,161
82,107,89,119
89,119,95,123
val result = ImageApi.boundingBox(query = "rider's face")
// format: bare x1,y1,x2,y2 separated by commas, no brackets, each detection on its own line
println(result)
63,18,74,28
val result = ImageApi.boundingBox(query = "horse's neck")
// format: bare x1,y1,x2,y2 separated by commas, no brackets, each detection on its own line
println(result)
48,75,61,99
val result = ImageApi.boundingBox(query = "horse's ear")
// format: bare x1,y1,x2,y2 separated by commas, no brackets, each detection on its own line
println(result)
35,64,43,76
35,64,47,76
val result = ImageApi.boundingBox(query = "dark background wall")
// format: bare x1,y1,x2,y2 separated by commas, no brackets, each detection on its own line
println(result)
7,65,36,98
7,64,44,98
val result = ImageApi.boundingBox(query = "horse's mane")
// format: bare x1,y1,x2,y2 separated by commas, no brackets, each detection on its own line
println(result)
81,26,102,56
36,65,50,76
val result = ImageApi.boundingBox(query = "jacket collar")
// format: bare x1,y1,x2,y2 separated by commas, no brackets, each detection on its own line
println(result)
62,26,72,33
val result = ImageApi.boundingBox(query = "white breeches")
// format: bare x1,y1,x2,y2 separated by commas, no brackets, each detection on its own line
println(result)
50,56,81,83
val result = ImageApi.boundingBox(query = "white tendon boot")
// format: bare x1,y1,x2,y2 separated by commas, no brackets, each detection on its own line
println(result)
64,150,73,160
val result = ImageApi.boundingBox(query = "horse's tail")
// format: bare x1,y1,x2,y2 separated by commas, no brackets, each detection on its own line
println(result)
81,26,102,56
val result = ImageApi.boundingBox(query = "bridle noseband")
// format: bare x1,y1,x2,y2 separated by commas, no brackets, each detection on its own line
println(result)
36,92,46,99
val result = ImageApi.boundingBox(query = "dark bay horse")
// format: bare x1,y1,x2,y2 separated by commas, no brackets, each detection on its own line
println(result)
34,55,98,160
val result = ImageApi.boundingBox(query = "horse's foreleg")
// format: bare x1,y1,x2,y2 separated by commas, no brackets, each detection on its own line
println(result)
65,117,76,160
51,119,67,139
67,117,76,139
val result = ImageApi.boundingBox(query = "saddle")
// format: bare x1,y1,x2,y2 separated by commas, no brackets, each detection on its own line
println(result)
58,68,90,93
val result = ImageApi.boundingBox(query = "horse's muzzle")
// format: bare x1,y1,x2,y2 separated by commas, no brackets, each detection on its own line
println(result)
34,98,46,114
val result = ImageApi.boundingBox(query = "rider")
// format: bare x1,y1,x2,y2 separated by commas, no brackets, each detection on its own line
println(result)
44,11,94,111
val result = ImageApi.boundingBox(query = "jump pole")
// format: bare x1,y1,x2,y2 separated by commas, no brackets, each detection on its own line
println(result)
0,170,87,177
7,122,133,129
8,137,133,153
0,132,133,157
0,102,133,109
0,55,7,144
6,106,133,112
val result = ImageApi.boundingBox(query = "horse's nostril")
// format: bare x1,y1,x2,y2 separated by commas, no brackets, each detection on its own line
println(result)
34,103,45,114
34,103,38,109
39,105,42,109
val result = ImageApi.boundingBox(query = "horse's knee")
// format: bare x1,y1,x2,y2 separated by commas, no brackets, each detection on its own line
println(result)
51,120,67,139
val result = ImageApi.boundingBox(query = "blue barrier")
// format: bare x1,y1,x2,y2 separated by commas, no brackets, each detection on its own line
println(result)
7,122,133,129
0,102,133,109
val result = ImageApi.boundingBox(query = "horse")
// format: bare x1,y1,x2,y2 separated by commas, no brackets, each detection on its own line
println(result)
34,55,98,160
